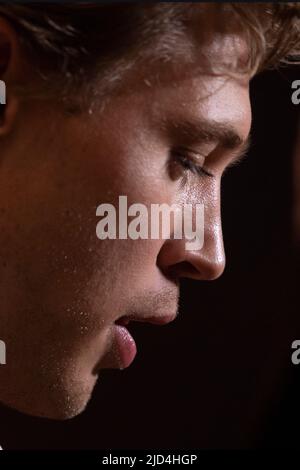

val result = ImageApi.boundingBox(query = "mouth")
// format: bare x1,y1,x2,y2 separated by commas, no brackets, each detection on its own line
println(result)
111,312,177,369
115,313,177,327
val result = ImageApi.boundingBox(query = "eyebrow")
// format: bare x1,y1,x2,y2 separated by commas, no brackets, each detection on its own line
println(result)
165,118,251,165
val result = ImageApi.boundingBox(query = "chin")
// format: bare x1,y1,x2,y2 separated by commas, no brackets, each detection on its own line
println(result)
0,368,98,420
35,390,94,421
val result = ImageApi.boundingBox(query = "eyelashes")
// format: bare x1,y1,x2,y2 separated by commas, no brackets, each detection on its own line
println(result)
170,148,214,179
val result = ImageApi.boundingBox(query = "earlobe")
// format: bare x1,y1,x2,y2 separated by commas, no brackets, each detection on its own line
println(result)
0,17,22,136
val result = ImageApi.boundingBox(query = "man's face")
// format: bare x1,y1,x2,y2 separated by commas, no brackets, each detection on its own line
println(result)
0,33,251,419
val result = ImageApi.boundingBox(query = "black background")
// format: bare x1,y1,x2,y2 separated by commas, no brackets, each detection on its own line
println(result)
0,66,299,450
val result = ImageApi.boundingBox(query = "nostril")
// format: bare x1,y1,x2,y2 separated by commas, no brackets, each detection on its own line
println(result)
171,261,202,279
157,234,225,281
115,316,131,326
166,259,225,281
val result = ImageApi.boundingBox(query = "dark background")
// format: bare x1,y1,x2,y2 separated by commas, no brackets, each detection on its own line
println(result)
0,66,299,449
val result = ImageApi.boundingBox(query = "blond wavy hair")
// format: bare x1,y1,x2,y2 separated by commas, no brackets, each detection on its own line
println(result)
0,2,299,98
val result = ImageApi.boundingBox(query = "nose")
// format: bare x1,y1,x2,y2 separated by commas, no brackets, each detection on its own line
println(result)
157,213,225,281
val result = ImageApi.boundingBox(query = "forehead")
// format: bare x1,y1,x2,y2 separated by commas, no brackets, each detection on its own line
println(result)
140,75,251,150
118,40,252,143
90,30,252,145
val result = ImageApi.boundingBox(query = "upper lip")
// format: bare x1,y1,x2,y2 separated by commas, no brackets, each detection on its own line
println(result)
115,313,177,327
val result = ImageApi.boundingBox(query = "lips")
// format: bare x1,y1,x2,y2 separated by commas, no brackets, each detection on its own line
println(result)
116,314,177,327
113,324,137,369
94,312,177,373
111,313,177,369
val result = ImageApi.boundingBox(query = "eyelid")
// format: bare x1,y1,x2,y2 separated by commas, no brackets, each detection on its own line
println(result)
181,147,206,166
172,147,215,178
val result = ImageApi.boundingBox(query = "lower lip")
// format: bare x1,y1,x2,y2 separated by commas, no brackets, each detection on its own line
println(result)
114,325,137,369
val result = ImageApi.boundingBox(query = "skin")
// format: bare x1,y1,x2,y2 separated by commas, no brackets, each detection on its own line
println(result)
0,17,251,419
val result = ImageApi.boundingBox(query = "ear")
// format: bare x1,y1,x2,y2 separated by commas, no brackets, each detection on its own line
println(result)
0,16,23,136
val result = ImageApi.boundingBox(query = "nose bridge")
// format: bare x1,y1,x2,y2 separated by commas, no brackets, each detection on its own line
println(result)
185,177,224,267
199,210,225,278
185,194,225,277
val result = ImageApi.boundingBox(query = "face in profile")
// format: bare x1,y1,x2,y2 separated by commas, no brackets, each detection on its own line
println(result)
0,8,263,420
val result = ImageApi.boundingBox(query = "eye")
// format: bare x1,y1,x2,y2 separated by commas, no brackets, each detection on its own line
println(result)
169,147,214,180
